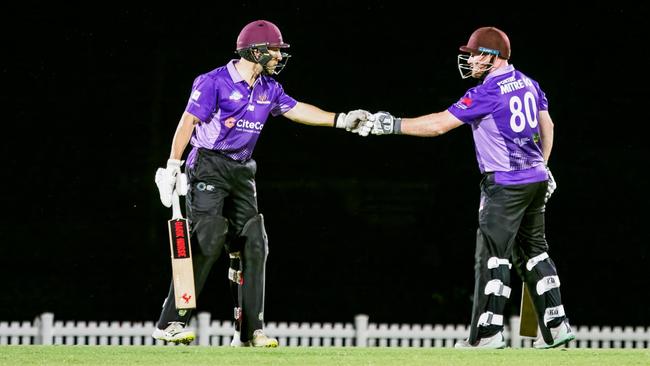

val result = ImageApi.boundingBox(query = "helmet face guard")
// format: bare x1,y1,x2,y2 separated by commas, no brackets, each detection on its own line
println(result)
237,44,291,75
457,53,495,79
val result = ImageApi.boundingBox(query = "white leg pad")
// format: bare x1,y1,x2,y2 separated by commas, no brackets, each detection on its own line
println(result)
484,279,512,298
536,275,560,295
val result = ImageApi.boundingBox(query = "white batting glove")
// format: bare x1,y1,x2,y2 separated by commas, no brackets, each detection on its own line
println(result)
335,109,372,132
356,118,374,137
155,159,184,207
545,166,557,203
369,111,401,135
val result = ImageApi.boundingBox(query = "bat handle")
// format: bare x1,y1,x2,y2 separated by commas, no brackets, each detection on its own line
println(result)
171,189,182,219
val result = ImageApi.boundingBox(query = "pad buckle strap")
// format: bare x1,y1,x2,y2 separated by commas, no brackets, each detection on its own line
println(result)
484,279,512,298
526,252,549,271
228,268,243,285
536,275,560,295
543,305,565,326
487,257,512,269
477,311,504,326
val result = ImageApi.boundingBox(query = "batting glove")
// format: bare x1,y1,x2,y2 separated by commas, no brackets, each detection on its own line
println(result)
545,166,557,203
369,111,402,135
335,109,372,132
155,159,186,207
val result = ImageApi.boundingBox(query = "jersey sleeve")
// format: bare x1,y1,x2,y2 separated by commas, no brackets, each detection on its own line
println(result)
447,86,498,125
533,80,549,111
185,74,218,122
270,83,298,117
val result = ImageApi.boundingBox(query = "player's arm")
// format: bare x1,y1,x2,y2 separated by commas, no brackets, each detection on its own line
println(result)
538,110,554,163
400,110,464,137
283,101,371,130
366,110,464,137
170,112,201,160
155,111,199,208
283,101,336,127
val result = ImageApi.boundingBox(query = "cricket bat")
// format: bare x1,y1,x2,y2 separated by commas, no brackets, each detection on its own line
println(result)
167,189,196,309
519,283,538,337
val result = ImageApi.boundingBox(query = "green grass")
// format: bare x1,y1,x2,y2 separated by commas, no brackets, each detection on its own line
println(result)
1,346,649,366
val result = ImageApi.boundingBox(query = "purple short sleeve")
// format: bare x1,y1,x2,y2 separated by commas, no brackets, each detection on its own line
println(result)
270,84,297,116
185,75,218,122
447,87,498,125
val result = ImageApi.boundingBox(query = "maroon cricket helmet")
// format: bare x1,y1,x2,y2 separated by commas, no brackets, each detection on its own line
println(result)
236,20,290,51
460,27,511,60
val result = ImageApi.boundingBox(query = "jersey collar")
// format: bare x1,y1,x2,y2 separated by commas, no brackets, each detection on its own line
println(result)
483,64,515,83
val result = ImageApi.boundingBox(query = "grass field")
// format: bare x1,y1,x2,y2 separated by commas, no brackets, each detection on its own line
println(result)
1,346,649,366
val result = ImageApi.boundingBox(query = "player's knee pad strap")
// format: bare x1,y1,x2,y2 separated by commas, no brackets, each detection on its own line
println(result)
484,279,511,298
487,257,512,269
194,214,229,257
526,252,549,271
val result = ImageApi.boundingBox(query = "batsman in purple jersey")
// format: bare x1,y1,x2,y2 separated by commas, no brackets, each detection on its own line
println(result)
153,19,370,347
360,26,574,349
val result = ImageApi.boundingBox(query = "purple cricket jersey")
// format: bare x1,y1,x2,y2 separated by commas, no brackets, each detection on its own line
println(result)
184,60,297,165
448,65,549,185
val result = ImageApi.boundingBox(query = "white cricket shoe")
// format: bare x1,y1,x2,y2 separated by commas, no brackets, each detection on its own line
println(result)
533,320,576,349
242,329,279,348
454,332,506,349
230,330,242,347
152,322,196,345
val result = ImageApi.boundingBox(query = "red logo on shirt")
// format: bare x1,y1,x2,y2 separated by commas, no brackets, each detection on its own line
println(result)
224,117,235,128
461,97,472,107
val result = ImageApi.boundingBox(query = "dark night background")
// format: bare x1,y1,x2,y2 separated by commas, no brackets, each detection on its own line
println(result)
2,3,649,328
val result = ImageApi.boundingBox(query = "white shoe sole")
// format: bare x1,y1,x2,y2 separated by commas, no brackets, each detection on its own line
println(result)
152,328,196,345
534,333,576,349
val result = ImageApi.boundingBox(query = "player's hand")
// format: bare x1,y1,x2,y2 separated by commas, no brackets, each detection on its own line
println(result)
368,111,401,135
335,109,371,131
545,166,557,203
155,159,185,207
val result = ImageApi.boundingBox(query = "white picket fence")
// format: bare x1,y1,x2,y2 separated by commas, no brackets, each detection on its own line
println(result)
1,312,648,348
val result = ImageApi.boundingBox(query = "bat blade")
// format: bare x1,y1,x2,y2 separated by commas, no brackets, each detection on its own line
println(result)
519,283,538,337
168,217,196,309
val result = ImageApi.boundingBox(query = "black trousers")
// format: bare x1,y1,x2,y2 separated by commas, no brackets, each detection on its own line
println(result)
157,148,259,329
468,173,565,343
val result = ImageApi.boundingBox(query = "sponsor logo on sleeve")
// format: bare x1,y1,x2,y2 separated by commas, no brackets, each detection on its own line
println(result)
191,90,202,101
454,96,472,110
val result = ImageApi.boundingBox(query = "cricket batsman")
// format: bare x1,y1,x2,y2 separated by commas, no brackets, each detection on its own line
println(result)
152,19,370,346
358,26,575,349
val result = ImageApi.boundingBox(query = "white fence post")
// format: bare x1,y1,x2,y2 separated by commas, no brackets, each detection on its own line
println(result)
510,316,522,348
355,314,369,347
38,313,54,345
197,312,211,346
